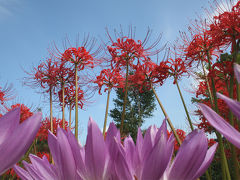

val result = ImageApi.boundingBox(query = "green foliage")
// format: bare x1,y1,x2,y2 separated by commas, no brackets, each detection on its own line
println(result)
110,86,156,141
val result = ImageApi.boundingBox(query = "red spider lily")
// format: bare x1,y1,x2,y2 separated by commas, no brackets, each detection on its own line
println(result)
37,152,50,162
0,84,15,108
55,61,75,86
58,85,85,109
128,60,169,91
7,104,33,123
208,138,217,147
61,43,99,139
209,1,240,52
151,61,170,85
166,58,188,84
62,47,94,69
184,31,221,67
107,37,154,71
107,37,147,69
37,117,68,141
177,19,222,68
194,58,238,133
33,58,58,93
167,129,186,151
94,68,125,95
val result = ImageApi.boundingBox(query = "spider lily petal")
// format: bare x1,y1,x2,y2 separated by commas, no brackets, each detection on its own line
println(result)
0,108,41,175
199,103,240,148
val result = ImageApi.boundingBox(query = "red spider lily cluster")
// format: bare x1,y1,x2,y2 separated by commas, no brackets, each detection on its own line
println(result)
3,1,240,179
107,37,147,68
94,68,125,94
7,104,33,123
62,47,94,69
58,85,85,109
37,117,69,141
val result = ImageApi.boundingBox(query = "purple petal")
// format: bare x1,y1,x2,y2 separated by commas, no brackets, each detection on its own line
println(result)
141,126,157,160
234,63,240,83
105,122,121,147
141,130,172,180
29,154,57,179
167,130,208,180
114,140,133,180
0,108,20,144
123,136,135,172
85,117,109,180
48,130,62,176
56,128,77,179
136,128,143,159
0,112,41,175
22,161,44,179
217,93,240,120
155,120,167,144
199,103,240,148
193,143,218,179
13,165,33,180
65,129,87,179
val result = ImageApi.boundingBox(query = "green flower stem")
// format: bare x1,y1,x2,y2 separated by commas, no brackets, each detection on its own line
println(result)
228,47,240,180
151,85,182,145
206,53,231,180
50,88,53,133
120,61,129,134
62,83,65,129
175,78,194,131
103,87,111,136
75,64,79,140
201,60,214,107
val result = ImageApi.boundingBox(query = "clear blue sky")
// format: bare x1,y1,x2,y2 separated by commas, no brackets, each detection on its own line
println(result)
0,0,211,143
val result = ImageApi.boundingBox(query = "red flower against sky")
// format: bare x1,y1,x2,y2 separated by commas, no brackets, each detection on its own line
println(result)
58,85,85,109
94,68,125,94
62,47,94,70
209,1,240,51
166,58,188,84
107,37,148,69
0,84,15,106
32,58,58,93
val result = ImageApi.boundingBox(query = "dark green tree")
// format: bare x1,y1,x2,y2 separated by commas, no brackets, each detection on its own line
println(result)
109,86,156,140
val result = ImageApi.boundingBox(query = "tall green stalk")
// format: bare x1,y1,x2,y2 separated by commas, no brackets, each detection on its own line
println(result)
120,61,129,134
175,78,194,131
62,83,65,129
103,87,111,136
206,53,231,180
151,84,182,145
201,60,214,107
74,64,79,140
50,88,53,133
227,42,240,179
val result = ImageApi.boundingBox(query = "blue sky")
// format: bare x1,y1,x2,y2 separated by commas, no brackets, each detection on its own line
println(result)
0,0,212,143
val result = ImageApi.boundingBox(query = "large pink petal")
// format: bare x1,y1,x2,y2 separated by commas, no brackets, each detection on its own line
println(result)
199,103,240,148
